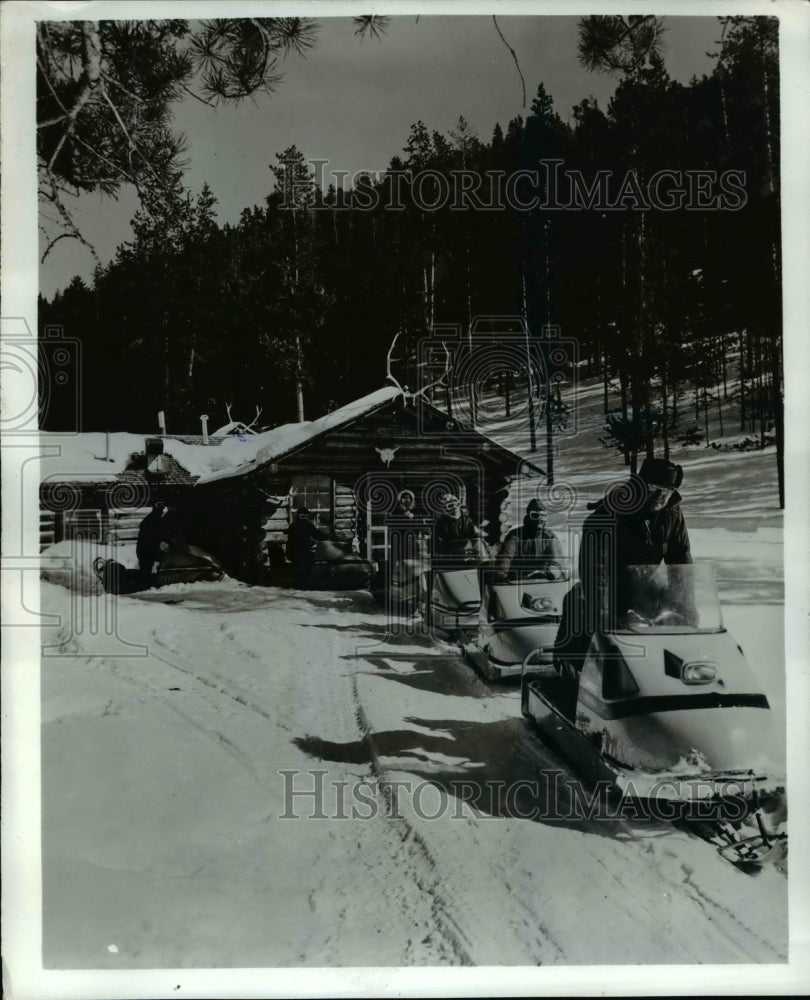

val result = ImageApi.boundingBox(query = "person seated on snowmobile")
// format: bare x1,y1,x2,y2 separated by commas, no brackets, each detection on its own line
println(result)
554,457,695,680
493,499,564,583
285,506,331,586
434,493,482,564
136,500,168,584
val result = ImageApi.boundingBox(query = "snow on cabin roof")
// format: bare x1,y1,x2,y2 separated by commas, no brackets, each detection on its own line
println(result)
210,421,259,438
195,386,402,486
36,388,402,489
39,431,236,483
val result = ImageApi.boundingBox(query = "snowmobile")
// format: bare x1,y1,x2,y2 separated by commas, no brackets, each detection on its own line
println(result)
421,535,492,641
93,543,225,595
521,562,787,868
370,554,429,614
461,560,572,681
426,561,482,640
305,536,374,591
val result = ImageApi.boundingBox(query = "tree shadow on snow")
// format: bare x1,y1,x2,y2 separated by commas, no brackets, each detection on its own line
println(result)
348,654,495,699
293,716,671,841
300,620,439,649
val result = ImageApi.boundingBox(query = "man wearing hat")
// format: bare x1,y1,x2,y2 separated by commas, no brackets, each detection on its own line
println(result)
494,499,563,583
434,493,481,560
392,489,418,519
555,457,692,678
136,500,168,585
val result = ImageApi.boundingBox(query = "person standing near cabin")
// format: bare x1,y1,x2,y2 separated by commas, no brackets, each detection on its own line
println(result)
494,499,563,582
389,489,431,560
285,507,329,586
136,501,168,584
392,489,418,519
554,457,693,679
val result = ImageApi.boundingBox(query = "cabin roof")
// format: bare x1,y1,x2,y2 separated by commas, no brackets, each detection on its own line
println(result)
195,386,402,485
39,385,544,494
195,386,543,485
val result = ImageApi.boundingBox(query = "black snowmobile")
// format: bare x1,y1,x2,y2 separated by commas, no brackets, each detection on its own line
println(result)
93,544,225,595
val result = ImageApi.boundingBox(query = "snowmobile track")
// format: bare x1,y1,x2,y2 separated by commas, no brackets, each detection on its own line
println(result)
349,670,477,966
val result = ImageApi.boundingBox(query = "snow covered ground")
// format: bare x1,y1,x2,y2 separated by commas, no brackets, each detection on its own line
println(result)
38,523,786,969
32,375,793,974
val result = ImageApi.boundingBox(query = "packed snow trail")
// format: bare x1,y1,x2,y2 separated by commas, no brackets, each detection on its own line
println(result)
40,575,786,968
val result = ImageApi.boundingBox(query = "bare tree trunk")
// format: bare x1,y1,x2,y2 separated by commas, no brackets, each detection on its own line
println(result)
603,348,609,414
739,329,746,431
295,334,305,421
703,385,710,444
620,369,630,466
521,273,537,454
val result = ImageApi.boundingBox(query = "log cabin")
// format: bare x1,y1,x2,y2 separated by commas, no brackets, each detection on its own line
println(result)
184,386,544,583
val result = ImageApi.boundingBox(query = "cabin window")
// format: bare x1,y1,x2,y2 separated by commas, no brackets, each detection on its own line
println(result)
290,476,332,522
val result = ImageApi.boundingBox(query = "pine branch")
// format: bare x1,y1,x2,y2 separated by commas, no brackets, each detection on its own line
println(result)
492,16,526,108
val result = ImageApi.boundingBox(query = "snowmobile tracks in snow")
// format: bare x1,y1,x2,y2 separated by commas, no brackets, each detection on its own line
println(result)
348,670,477,966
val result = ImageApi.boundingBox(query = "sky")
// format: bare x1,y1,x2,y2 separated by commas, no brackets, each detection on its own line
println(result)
39,14,724,299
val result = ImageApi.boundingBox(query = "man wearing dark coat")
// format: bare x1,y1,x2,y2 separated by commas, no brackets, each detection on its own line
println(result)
555,457,693,676
136,501,168,583
494,499,563,582
392,489,418,519
285,507,330,586
434,493,480,561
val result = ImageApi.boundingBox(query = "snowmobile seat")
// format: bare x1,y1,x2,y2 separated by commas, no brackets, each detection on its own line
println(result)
93,557,146,595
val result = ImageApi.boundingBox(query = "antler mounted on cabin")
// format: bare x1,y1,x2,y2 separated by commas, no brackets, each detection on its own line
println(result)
218,402,262,436
413,343,452,401
246,405,263,431
385,331,452,404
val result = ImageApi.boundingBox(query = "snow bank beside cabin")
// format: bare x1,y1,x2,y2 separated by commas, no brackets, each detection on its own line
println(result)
40,540,139,595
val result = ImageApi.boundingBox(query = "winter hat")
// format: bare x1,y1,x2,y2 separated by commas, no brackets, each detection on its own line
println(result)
639,457,684,489
295,506,312,519
526,499,546,515
398,490,415,502
440,492,460,507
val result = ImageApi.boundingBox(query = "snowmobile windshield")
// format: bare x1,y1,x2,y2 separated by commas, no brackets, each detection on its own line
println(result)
611,563,723,634
508,557,572,584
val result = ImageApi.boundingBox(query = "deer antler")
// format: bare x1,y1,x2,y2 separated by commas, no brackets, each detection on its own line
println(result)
225,402,233,424
385,331,406,395
246,405,263,431
412,343,452,401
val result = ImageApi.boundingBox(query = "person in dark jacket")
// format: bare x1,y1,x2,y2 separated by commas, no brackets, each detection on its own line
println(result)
555,457,694,677
434,493,480,561
136,501,168,583
422,493,483,626
494,499,563,582
285,507,329,585
392,489,418,519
